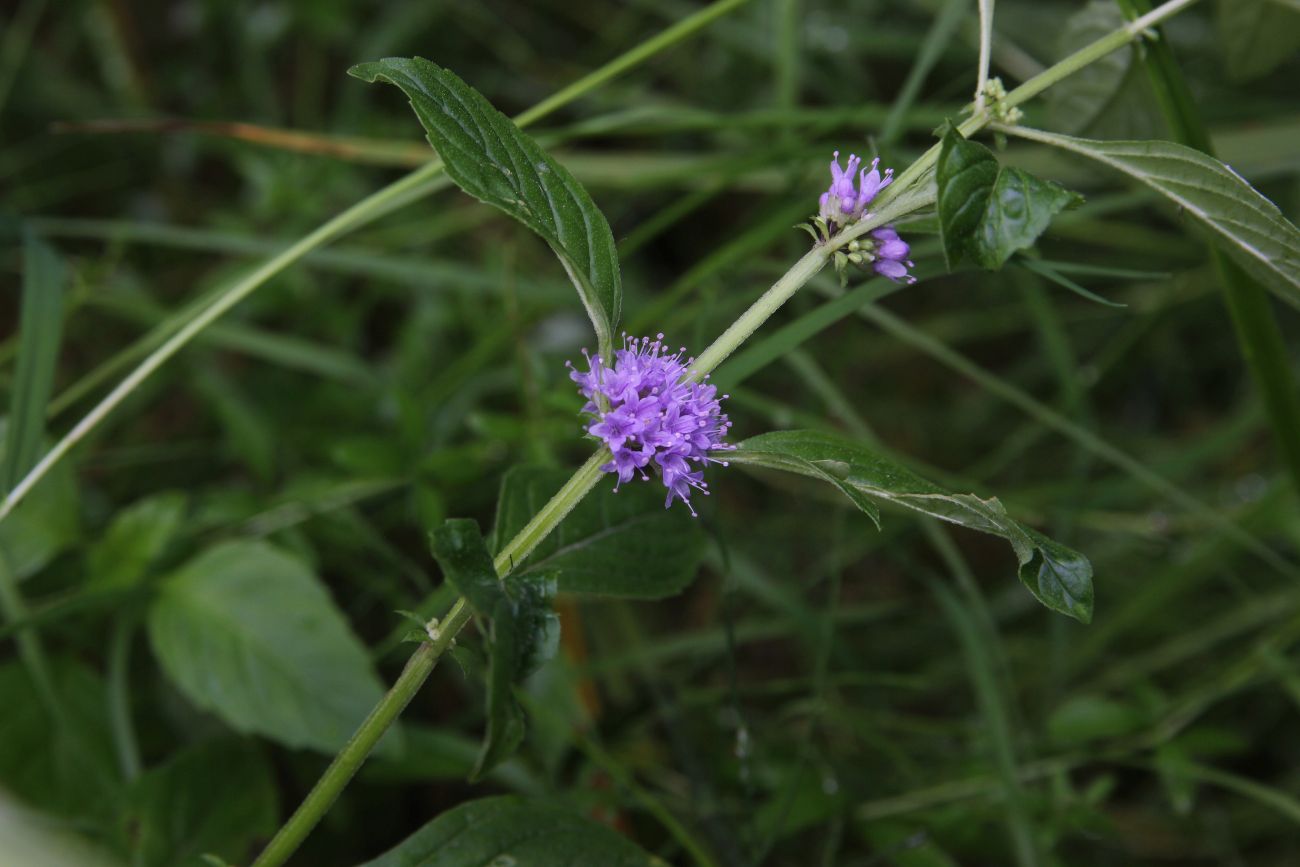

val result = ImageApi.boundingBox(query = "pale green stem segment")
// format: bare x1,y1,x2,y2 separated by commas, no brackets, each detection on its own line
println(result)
974,0,994,110
248,0,1204,863
0,0,759,527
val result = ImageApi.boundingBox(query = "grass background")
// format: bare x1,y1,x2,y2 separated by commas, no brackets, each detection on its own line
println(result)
2,0,1299,864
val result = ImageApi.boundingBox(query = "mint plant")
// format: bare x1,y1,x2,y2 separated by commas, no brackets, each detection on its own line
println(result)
3,0,1299,865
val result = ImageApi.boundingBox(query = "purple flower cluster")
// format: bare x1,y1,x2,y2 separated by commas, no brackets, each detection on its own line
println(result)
818,151,892,225
568,334,733,514
815,150,916,284
866,225,916,284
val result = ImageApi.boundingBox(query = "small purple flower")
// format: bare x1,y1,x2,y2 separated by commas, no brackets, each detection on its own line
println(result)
567,334,733,515
869,226,916,284
818,151,893,226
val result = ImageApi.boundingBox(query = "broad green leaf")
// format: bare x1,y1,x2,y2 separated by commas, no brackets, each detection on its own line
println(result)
86,492,187,590
490,465,704,598
1217,0,1300,82
119,739,277,867
429,520,559,779
355,796,664,867
2,232,65,494
0,661,122,822
1047,1,1159,139
1002,126,1300,309
936,126,997,269
0,422,78,580
349,58,622,356
730,431,1093,623
146,541,390,753
938,128,1082,271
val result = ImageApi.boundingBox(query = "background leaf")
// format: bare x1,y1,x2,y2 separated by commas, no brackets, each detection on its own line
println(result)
1047,1,1160,138
938,128,1080,270
86,492,187,590
355,796,663,867
730,430,1094,623
490,465,705,598
119,738,278,867
146,541,390,753
1001,126,1300,309
349,57,622,356
1217,0,1300,82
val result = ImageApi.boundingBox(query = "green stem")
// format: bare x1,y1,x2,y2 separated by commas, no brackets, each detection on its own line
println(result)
1117,0,1300,496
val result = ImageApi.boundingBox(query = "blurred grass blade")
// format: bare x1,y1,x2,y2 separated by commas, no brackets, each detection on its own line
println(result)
52,118,430,167
880,0,967,147
3,231,65,493
1016,256,1127,308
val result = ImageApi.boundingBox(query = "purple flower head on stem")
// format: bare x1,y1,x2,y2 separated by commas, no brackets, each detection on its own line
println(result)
869,225,916,284
818,151,893,227
567,334,734,515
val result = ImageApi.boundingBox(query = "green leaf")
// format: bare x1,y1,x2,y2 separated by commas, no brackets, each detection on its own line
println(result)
2,232,65,494
354,796,664,867
490,465,705,598
428,520,559,779
86,492,187,590
1217,0,1300,82
349,57,621,355
938,128,1083,271
1047,1,1160,139
1002,126,1300,309
120,739,277,867
730,430,1094,623
936,126,997,269
146,541,390,753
